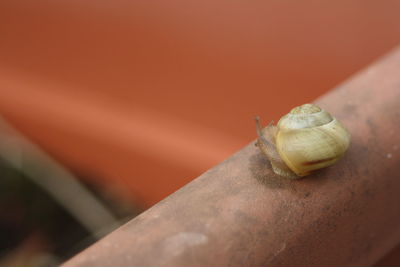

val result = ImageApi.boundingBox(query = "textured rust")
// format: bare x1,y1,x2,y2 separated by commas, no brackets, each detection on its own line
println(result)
64,47,400,267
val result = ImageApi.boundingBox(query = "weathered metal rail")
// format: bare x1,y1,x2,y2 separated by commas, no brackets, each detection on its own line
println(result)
63,46,400,267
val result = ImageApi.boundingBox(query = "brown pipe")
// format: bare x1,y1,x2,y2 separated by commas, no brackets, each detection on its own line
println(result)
63,47,400,267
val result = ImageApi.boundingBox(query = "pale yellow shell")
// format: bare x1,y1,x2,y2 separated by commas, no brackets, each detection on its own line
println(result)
256,104,351,178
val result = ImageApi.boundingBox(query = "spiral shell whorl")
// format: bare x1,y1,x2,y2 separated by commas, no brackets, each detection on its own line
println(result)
277,104,333,130
256,103,351,178
275,104,350,176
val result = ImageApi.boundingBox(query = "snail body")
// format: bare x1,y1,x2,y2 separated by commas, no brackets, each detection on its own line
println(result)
256,104,350,178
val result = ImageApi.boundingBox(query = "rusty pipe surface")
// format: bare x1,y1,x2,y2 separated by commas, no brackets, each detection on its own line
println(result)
63,47,400,267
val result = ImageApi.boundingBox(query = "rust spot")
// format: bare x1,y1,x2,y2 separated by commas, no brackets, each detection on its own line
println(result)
302,157,335,166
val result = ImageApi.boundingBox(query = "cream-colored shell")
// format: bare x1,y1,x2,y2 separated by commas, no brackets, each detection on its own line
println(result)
256,104,350,178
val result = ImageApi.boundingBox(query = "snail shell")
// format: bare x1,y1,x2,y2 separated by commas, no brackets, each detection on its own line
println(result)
256,104,351,178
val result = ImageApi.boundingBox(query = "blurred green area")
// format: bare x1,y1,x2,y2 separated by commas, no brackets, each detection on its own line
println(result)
0,125,141,267
0,158,90,264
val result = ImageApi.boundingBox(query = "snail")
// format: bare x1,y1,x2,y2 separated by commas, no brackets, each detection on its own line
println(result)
255,103,350,178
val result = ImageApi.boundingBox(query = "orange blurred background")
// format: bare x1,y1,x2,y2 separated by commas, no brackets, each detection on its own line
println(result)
1,0,400,207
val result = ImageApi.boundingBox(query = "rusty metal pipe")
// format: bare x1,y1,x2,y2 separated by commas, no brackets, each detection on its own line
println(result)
63,47,400,267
